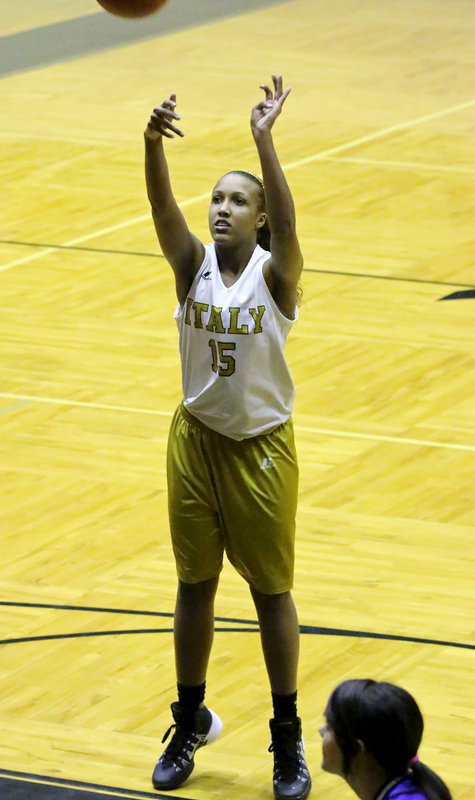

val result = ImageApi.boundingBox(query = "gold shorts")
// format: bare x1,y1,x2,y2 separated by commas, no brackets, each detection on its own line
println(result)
167,404,298,594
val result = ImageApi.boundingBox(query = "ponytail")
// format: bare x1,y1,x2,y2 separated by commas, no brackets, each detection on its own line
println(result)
411,760,452,800
257,218,271,251
325,680,453,800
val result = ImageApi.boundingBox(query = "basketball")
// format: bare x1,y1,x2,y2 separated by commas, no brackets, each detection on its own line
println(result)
96,0,168,18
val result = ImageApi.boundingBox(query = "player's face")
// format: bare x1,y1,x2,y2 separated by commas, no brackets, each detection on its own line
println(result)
208,174,266,245
319,721,344,775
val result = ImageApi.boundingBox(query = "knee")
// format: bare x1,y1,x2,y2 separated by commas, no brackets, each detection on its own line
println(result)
250,587,292,614
177,577,219,607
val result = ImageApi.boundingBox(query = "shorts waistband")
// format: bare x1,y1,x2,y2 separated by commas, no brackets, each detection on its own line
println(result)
178,403,216,434
177,403,292,440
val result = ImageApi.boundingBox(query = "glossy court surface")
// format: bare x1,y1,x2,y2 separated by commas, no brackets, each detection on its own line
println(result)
1,1,474,798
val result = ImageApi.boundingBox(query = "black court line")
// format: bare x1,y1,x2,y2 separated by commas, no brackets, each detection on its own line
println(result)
0,627,473,650
1,602,473,650
439,289,475,300
0,238,165,260
0,600,259,625
0,0,298,79
0,769,183,799
303,266,475,290
0,628,262,646
1,239,474,290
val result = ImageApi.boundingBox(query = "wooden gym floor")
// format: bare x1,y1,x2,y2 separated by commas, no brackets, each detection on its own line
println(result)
0,0,474,798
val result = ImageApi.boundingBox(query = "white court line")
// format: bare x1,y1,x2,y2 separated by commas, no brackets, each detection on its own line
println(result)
1,97,474,274
318,155,475,176
295,424,475,453
1,392,473,453
0,392,170,418
0,130,132,147
0,192,210,274
281,98,475,172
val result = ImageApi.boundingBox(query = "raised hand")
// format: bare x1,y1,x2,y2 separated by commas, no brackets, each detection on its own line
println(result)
251,75,291,137
145,94,184,140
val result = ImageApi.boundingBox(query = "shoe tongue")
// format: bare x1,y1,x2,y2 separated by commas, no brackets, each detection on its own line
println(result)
172,703,197,731
271,718,301,753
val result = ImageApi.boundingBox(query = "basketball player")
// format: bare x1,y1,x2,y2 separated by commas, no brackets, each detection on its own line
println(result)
320,679,453,800
144,75,311,800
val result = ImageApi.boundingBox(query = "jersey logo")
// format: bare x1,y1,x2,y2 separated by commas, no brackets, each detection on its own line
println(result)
260,457,276,470
201,269,212,280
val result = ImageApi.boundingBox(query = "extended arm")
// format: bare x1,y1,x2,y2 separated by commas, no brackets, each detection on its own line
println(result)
251,76,303,318
144,94,204,303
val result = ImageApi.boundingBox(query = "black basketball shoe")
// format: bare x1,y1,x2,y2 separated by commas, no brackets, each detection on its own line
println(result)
269,717,312,800
152,701,222,790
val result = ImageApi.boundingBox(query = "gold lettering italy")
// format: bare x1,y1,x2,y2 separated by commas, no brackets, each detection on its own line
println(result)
184,297,266,334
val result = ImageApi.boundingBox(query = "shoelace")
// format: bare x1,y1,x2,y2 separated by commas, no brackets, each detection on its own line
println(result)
161,722,176,744
161,723,194,762
269,731,301,781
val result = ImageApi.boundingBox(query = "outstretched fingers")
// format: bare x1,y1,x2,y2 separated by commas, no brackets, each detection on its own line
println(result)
272,75,291,108
272,74,283,98
276,86,291,110
150,112,183,139
259,83,274,102
147,93,184,138
258,75,291,111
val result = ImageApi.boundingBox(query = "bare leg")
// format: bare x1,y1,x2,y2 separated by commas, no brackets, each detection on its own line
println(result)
250,587,300,695
152,577,221,790
174,577,219,685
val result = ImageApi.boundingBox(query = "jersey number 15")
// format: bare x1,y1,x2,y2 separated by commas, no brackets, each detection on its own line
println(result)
208,339,236,377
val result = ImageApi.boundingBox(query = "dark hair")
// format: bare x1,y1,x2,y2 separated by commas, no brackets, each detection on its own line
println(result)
325,680,452,800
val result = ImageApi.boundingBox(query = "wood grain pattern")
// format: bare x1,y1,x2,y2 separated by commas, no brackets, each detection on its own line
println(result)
1,1,473,798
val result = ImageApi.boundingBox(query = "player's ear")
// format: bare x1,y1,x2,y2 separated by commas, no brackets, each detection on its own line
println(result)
354,738,373,766
256,212,267,229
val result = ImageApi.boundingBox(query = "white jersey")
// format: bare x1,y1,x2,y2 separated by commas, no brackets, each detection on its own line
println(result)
174,243,297,440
